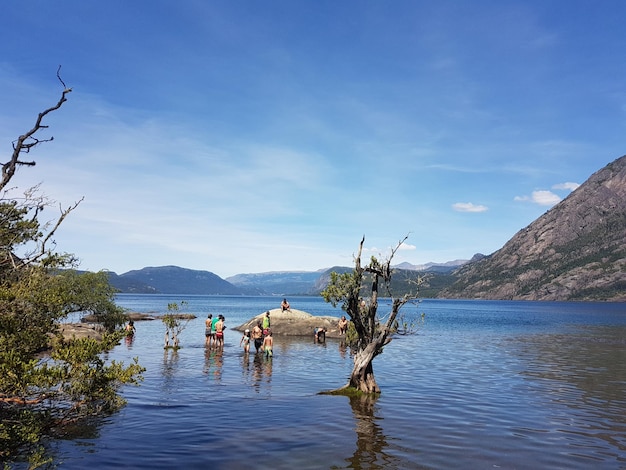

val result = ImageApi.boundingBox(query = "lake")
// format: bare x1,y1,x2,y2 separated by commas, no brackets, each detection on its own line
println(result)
53,295,626,469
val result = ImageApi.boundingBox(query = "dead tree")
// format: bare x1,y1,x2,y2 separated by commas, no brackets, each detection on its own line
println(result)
322,235,419,394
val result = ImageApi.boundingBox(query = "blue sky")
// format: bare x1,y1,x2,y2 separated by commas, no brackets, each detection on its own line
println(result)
2,1,625,278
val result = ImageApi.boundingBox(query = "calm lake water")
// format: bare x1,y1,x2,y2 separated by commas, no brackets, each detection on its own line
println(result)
53,295,626,469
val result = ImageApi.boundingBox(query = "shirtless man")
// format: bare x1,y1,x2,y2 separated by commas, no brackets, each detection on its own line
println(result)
215,315,225,348
338,315,348,335
251,321,263,353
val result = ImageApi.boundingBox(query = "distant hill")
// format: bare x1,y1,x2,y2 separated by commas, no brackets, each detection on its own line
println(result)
313,265,460,298
440,155,626,301
109,266,243,295
394,260,470,272
307,266,354,295
227,262,465,297
107,261,464,297
225,271,324,295
107,271,158,294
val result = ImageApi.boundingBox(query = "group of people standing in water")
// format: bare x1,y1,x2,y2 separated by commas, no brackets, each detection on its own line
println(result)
205,309,273,358
241,310,273,357
130,297,348,356
204,313,227,349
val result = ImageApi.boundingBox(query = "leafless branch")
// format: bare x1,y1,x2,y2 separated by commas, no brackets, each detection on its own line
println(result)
33,197,84,264
2,72,72,192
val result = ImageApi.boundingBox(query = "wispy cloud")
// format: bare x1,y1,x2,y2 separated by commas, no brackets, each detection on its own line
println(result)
452,202,488,213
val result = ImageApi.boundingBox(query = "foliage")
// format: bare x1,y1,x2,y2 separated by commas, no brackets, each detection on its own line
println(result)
321,235,423,394
0,75,144,467
162,301,191,349
393,311,426,336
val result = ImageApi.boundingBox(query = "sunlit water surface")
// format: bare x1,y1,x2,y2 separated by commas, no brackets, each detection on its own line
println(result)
53,296,626,469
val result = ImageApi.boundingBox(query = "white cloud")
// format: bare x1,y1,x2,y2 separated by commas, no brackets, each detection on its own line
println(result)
552,182,580,191
515,190,561,206
452,202,488,213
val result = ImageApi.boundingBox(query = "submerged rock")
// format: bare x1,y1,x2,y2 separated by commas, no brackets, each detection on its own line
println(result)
81,312,194,322
235,308,341,338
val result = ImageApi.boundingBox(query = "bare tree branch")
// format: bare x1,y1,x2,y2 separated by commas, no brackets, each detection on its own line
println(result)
1,69,81,269
2,71,72,192
28,197,84,266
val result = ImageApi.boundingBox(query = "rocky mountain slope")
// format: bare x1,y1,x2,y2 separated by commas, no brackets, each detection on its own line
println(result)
440,155,626,301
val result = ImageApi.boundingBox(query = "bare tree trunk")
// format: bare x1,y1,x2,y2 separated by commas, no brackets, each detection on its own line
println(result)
348,341,381,393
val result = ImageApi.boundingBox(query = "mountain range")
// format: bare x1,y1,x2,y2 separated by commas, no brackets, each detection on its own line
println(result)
107,261,464,297
107,155,626,301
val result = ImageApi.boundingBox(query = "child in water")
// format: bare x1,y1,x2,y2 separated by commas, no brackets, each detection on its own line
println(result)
262,329,273,357
240,329,251,353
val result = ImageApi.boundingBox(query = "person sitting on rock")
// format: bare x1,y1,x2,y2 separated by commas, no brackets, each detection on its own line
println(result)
338,315,348,336
281,298,291,312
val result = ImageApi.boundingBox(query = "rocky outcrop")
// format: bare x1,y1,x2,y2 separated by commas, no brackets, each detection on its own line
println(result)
235,308,342,338
59,323,104,341
60,312,193,341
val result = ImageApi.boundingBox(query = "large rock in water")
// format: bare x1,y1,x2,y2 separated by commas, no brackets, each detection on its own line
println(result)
59,323,104,341
235,308,341,338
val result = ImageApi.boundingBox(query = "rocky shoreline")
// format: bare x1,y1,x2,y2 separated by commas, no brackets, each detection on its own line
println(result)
60,312,196,340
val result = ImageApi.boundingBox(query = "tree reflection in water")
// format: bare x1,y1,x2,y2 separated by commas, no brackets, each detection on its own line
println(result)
344,393,430,469
161,348,180,397
162,348,179,378
345,394,399,469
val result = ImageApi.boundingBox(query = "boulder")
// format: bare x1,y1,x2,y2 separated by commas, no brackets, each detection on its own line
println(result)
234,308,341,338
59,323,104,341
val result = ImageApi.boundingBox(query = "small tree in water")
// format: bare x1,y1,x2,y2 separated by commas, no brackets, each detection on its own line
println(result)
321,235,423,394
163,301,191,349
